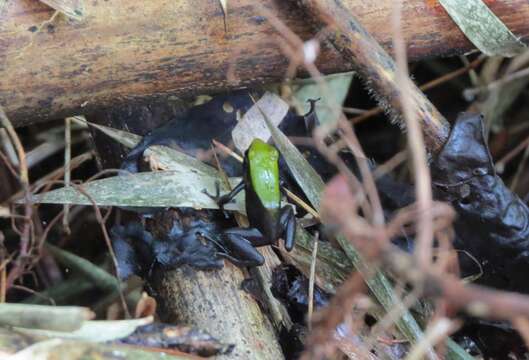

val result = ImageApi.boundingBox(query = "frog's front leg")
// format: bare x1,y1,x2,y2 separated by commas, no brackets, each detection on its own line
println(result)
203,180,245,211
219,229,265,267
278,205,296,251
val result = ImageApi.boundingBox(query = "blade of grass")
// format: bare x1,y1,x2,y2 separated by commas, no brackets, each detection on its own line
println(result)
45,244,121,293
14,317,153,343
0,303,93,331
30,171,244,212
73,116,218,177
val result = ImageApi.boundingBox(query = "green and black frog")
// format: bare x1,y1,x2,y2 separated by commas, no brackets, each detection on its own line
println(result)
112,93,325,271
203,138,296,267
113,139,297,272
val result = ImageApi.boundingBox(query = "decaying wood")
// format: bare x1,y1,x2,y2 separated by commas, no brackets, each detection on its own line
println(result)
2,0,529,126
152,266,284,359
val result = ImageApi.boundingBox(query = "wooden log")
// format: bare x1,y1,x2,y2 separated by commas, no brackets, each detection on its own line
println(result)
2,0,529,126
151,266,284,359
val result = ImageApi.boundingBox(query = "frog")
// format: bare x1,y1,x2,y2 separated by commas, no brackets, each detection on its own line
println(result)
203,139,296,267
114,138,297,270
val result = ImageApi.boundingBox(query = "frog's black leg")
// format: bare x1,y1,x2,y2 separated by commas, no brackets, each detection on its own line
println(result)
223,228,270,247
217,231,265,267
278,205,296,251
203,180,245,211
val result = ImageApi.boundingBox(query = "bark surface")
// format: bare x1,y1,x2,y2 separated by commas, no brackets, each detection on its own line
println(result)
2,0,529,126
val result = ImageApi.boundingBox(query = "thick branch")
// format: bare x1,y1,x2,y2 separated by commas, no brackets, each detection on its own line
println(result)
2,0,529,126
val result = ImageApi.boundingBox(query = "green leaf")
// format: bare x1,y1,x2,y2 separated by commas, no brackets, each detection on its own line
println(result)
439,0,526,57
39,0,85,20
9,339,190,360
0,304,93,331
15,317,153,342
45,244,121,293
75,117,218,177
8,338,190,359
30,171,244,212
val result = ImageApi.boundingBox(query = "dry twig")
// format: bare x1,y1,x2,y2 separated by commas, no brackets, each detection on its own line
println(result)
323,175,529,322
391,0,434,270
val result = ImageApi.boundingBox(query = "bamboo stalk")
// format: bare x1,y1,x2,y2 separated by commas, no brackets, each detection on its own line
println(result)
2,0,529,126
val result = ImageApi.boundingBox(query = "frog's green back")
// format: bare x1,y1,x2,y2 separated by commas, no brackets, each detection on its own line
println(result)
247,139,281,209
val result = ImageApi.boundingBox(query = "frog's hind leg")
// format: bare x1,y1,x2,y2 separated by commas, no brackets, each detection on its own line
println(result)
219,230,265,267
278,205,296,251
224,228,269,247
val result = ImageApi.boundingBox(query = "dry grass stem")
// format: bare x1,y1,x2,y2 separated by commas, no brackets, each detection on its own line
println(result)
307,233,319,330
391,0,434,270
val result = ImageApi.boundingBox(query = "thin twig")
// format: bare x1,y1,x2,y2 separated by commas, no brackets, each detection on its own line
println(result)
372,150,407,179
509,143,529,191
391,0,434,269
34,178,130,317
513,317,529,350
323,175,529,322
8,152,93,203
464,66,529,100
0,107,28,186
0,105,33,288
63,117,72,235
307,232,319,330
405,318,457,360
495,132,529,172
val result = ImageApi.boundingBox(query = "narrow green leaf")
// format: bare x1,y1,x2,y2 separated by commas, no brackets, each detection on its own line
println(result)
285,225,351,294
30,171,244,212
45,244,121,293
439,0,526,57
0,304,92,331
75,117,219,177
0,0,8,15
8,338,189,359
39,0,85,20
15,317,153,342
